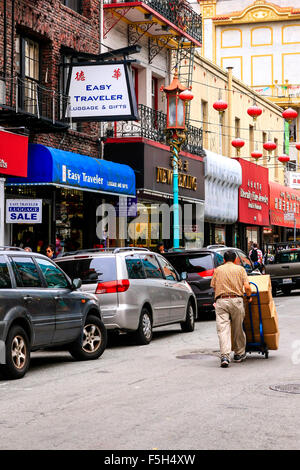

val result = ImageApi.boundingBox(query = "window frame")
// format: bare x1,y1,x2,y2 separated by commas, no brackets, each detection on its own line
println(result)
9,256,45,289
35,257,71,289
157,255,179,282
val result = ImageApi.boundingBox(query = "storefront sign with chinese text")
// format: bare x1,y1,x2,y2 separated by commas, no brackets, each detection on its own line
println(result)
269,182,300,228
235,158,269,226
67,61,138,121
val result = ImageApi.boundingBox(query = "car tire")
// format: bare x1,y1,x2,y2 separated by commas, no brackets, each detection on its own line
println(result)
69,315,107,361
134,308,152,345
181,300,195,332
0,325,30,380
282,286,292,296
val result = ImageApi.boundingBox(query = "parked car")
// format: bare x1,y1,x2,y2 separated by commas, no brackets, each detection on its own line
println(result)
264,248,300,296
163,246,259,314
56,248,197,344
0,249,107,380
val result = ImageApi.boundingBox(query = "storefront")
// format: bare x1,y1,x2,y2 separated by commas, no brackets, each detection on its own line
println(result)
6,143,135,252
104,140,205,249
235,158,269,253
204,150,242,246
269,182,300,244
0,129,29,245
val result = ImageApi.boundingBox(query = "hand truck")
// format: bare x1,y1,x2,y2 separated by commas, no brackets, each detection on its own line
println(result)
245,281,269,359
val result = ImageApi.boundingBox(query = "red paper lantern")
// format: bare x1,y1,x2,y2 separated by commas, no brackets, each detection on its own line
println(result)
278,154,290,163
263,141,277,152
231,138,245,149
251,150,263,159
247,105,262,120
282,107,298,122
295,142,300,150
179,89,194,101
213,99,228,113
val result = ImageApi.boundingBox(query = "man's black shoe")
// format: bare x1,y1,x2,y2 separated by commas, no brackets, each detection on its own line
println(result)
220,357,229,368
233,353,247,363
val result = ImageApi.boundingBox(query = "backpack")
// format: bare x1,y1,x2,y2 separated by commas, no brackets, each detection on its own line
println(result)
250,248,258,263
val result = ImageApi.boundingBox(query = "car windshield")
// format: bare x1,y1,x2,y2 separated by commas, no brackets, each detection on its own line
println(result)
164,253,214,274
56,257,117,284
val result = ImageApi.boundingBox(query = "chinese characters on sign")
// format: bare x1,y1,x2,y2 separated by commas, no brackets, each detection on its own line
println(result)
67,62,138,121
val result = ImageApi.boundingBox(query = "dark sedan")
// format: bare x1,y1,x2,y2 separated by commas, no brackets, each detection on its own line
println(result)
163,246,258,315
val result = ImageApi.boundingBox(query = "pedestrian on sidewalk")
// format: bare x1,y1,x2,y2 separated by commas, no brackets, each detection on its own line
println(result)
249,242,263,270
210,250,252,368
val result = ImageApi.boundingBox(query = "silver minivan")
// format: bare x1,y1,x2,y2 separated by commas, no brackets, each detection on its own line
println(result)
56,248,197,344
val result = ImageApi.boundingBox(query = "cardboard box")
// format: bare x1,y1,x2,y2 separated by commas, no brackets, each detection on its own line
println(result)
246,332,280,350
247,274,272,305
244,298,279,336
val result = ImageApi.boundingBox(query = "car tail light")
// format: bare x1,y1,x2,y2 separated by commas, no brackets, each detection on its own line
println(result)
95,279,130,294
197,269,214,279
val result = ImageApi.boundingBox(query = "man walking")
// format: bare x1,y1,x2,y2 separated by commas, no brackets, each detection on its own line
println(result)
211,250,252,368
249,242,263,270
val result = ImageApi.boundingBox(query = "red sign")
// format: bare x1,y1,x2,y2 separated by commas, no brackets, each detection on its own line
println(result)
235,158,269,226
0,130,28,177
269,182,300,228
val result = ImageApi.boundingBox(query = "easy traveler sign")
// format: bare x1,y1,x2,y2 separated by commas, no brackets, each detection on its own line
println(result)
67,61,138,121
6,199,42,224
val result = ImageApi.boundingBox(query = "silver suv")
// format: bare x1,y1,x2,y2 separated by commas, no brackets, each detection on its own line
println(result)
56,248,198,345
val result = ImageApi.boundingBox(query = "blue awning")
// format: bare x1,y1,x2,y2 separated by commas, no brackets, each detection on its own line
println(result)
6,144,135,196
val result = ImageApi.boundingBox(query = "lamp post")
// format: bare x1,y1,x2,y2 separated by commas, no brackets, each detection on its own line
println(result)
162,71,193,249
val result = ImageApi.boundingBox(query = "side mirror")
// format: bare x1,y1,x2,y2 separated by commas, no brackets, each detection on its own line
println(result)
180,272,187,281
72,278,82,290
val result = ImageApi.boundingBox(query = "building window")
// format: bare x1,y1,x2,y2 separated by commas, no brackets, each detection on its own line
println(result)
62,0,82,13
15,35,40,114
201,100,208,148
290,120,297,142
235,117,240,138
249,124,254,154
152,76,158,111
60,54,81,132
131,67,139,104
274,137,278,180
263,131,267,167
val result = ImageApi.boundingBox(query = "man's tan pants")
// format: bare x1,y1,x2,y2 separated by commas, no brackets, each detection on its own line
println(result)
215,297,246,360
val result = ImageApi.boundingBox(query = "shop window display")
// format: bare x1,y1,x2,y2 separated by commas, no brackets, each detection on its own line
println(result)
56,189,84,252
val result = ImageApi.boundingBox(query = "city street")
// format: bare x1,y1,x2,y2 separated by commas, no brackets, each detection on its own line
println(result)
0,292,300,451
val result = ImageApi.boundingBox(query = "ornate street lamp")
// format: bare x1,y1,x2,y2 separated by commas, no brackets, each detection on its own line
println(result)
162,71,193,249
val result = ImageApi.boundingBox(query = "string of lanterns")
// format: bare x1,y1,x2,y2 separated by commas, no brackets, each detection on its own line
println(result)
213,99,299,164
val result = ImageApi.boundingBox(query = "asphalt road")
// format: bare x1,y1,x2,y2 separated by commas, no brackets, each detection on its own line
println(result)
1,292,300,450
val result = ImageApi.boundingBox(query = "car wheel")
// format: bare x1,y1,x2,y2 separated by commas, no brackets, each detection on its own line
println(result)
69,315,107,361
282,286,292,296
181,300,195,332
0,326,30,380
134,308,152,345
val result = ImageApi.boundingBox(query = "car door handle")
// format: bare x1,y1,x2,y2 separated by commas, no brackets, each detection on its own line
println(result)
282,266,290,269
23,295,33,302
54,296,62,300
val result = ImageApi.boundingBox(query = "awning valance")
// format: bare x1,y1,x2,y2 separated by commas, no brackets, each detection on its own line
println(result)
6,144,135,196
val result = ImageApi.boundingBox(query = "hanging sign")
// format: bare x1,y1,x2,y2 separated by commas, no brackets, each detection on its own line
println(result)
66,61,138,122
6,199,43,224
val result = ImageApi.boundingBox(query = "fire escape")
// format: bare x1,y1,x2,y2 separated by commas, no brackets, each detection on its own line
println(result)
0,0,70,133
103,0,203,154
